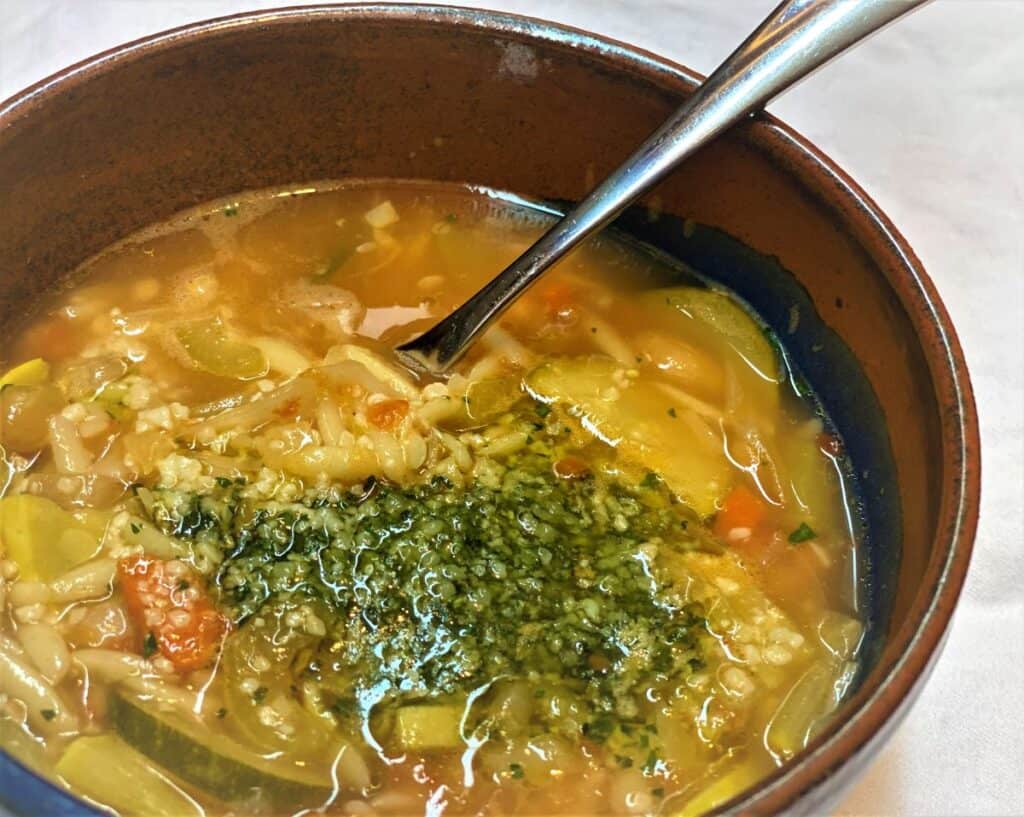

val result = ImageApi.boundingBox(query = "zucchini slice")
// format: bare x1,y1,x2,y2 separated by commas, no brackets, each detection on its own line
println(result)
56,735,202,817
109,690,335,811
526,356,731,516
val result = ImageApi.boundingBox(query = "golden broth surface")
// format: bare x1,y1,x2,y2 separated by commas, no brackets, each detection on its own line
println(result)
0,182,864,817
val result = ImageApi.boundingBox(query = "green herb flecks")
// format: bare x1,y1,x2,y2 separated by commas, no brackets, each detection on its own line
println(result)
788,522,817,544
146,452,712,740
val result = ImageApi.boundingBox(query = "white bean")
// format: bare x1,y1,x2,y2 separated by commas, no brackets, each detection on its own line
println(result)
0,634,76,735
8,582,51,607
369,432,406,482
17,622,71,684
437,431,472,471
316,399,346,447
51,558,116,602
73,648,148,683
48,414,94,474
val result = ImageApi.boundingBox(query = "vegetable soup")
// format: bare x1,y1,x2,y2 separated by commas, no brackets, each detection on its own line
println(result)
0,182,865,816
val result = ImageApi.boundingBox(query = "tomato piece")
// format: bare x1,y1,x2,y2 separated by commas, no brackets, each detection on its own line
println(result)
275,398,301,420
553,455,591,480
117,556,228,672
367,398,409,430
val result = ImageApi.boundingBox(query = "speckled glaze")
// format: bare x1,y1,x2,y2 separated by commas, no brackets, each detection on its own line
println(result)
0,6,978,817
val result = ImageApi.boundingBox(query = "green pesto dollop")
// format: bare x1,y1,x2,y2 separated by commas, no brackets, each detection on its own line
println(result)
146,453,712,724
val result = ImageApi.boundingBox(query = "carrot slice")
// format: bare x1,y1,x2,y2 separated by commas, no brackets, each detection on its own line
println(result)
117,556,228,672
540,281,575,313
367,398,409,430
713,484,768,542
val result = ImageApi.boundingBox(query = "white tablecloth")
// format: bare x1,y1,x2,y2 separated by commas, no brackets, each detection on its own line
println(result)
1,1,1022,815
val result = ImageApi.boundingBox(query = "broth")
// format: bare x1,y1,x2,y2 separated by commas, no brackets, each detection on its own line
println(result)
0,181,864,816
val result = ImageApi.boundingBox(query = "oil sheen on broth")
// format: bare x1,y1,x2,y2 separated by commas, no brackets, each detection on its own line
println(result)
0,182,865,817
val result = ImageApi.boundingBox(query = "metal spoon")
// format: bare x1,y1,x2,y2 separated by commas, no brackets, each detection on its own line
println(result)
397,0,929,375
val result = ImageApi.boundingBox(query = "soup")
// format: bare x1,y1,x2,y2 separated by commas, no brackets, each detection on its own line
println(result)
0,182,864,816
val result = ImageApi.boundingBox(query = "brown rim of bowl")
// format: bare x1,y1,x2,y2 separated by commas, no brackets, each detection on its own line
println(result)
0,5,980,815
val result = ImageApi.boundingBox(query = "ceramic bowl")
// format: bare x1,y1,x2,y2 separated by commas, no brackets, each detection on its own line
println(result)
0,6,978,815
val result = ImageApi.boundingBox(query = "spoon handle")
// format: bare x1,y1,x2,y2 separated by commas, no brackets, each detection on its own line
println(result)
399,0,929,371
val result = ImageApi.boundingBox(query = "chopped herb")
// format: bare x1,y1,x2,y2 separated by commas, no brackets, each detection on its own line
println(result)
616,755,634,768
129,523,141,534
590,326,598,333
534,403,551,418
667,407,677,418
635,355,644,364
445,213,458,223
583,714,616,743
642,750,660,774
40,709,56,722
216,707,228,719
142,632,158,658
640,471,661,490
313,244,354,281
252,686,269,704
652,787,665,798
215,476,233,488
177,580,190,591
533,688,546,699
223,204,239,217
788,522,817,544
509,762,524,779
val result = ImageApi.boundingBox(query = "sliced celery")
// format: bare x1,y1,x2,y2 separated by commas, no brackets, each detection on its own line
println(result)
394,703,464,751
